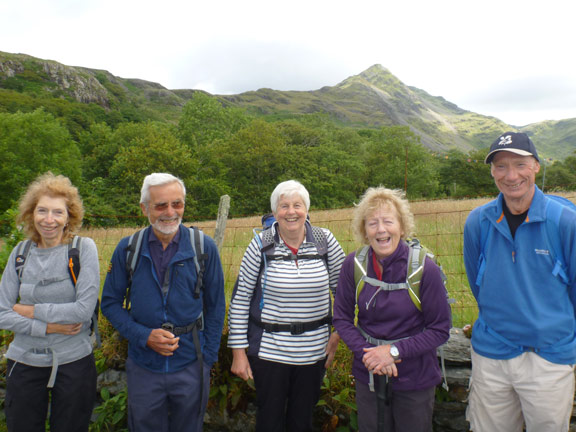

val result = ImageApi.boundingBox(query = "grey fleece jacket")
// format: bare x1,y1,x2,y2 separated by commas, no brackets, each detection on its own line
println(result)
0,237,100,367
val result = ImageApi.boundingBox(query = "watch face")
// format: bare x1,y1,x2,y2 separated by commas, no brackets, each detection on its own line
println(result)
390,346,399,357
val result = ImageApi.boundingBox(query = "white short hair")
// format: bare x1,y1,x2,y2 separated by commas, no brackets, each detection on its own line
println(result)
270,180,310,213
140,173,186,205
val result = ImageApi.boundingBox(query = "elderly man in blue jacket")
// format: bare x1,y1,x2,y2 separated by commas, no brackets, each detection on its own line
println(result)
464,133,576,432
102,173,225,432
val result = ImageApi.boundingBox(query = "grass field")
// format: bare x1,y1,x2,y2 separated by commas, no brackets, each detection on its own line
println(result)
80,195,509,328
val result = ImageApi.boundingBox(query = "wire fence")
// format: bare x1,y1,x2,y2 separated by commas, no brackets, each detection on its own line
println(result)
81,195,529,329
81,192,576,328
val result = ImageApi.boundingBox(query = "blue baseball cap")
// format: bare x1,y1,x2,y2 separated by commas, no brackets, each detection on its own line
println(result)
485,132,540,164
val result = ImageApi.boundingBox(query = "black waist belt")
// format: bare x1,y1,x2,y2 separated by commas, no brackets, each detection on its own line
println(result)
161,316,204,336
250,315,332,335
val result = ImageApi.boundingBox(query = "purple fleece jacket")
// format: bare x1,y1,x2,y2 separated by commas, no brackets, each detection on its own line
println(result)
333,240,451,391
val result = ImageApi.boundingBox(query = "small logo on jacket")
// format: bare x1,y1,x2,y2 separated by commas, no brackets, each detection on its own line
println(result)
534,249,550,256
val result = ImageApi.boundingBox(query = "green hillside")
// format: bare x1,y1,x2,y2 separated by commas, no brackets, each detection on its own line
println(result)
1,51,574,158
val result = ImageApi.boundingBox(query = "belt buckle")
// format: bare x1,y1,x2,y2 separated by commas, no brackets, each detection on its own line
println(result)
290,323,304,335
196,316,204,331
161,322,174,333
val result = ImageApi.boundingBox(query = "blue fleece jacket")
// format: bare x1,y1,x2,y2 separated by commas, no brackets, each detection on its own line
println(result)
464,186,576,364
101,225,225,372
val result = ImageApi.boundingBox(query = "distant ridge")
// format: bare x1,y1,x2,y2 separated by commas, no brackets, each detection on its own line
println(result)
1,51,575,158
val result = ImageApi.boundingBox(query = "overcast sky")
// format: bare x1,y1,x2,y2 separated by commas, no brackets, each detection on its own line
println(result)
2,0,576,126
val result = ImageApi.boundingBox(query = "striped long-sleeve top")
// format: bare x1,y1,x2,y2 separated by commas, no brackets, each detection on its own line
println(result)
228,222,345,365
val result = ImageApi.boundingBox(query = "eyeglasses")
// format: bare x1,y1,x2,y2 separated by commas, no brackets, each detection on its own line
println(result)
153,201,185,211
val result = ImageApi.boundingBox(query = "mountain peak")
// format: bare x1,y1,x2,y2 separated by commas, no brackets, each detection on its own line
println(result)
336,64,404,91
360,64,391,75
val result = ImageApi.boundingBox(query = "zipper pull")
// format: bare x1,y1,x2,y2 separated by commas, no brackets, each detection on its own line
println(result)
512,250,515,263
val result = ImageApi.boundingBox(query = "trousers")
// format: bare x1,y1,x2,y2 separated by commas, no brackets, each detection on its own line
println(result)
5,353,96,432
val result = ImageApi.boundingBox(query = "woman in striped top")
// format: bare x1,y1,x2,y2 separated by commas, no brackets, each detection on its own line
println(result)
229,179,345,432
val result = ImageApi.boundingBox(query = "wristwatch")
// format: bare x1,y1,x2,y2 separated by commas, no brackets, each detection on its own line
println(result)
390,344,400,361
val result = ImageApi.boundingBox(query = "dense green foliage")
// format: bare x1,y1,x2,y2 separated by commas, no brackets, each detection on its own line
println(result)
1,86,575,226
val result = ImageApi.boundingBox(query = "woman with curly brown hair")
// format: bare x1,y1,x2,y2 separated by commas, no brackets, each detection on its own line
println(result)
0,172,100,432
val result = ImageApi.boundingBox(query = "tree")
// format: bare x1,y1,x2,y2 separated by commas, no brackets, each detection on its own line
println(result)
178,92,248,148
542,155,576,191
78,122,117,181
364,126,439,198
438,149,494,198
176,93,250,218
0,109,81,213
220,119,289,215
278,119,367,208
104,122,198,218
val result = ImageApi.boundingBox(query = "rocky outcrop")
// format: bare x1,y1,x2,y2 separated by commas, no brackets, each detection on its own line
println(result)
433,327,471,431
0,59,25,77
0,52,111,107
41,62,110,106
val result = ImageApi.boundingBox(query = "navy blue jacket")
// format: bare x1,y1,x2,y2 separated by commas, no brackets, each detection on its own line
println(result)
101,225,225,372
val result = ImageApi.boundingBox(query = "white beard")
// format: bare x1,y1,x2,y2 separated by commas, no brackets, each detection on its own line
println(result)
150,216,182,235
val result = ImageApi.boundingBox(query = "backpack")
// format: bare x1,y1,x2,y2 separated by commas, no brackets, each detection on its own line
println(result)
353,238,450,313
352,238,452,391
231,217,332,334
123,226,207,310
476,194,576,288
14,236,101,346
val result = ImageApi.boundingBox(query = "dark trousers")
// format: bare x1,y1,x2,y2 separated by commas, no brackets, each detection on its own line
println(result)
249,356,326,432
126,357,210,432
5,353,97,432
355,379,435,432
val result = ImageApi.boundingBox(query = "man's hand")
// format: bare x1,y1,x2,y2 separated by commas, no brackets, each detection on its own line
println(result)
147,328,180,356
231,348,253,381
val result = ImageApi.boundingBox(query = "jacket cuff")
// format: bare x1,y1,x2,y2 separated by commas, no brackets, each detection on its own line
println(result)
31,319,47,337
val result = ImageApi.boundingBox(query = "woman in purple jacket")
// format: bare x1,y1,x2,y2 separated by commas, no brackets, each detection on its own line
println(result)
333,187,451,432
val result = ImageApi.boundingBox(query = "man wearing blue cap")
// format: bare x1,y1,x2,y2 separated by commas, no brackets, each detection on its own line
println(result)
463,132,576,431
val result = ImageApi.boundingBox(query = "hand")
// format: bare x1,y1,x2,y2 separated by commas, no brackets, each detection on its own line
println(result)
46,323,83,335
362,345,401,377
146,328,179,356
325,332,340,368
231,348,253,381
374,362,399,377
13,304,35,318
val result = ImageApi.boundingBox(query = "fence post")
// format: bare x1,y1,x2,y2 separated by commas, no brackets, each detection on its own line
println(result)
214,195,230,252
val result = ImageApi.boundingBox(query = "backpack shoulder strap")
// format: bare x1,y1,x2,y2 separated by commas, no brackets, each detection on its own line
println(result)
260,227,276,253
545,198,570,285
405,239,424,311
67,236,82,285
14,239,33,281
353,246,370,324
124,228,147,310
353,246,370,304
69,236,101,344
189,226,207,299
476,213,493,288
126,228,146,276
310,226,328,258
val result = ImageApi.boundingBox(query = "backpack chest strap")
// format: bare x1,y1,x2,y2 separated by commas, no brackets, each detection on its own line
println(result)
358,325,407,346
361,275,410,291
266,253,325,262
